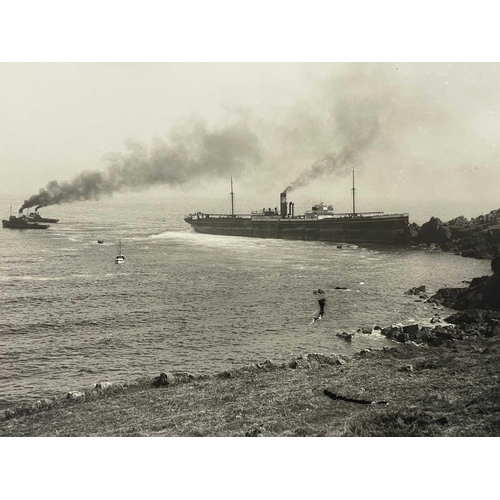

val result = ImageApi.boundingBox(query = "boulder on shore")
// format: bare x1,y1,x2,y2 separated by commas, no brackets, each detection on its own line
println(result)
429,271,500,311
418,217,452,246
455,274,500,311
405,285,426,295
337,332,353,342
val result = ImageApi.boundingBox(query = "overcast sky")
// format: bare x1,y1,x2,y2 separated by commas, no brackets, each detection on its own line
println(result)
1,62,499,222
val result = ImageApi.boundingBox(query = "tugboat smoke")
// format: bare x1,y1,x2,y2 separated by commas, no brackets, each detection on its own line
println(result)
20,120,261,210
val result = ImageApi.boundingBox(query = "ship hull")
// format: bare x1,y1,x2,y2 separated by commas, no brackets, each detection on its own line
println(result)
2,219,49,229
184,215,409,244
29,217,59,223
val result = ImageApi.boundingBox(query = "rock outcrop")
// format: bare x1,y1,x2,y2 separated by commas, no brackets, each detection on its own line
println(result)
391,251,500,347
418,217,452,246
404,208,500,260
381,318,500,346
429,254,500,312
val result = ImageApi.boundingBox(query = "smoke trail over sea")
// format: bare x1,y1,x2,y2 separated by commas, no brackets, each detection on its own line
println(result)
283,106,380,193
20,66,404,211
20,63,495,212
21,119,261,210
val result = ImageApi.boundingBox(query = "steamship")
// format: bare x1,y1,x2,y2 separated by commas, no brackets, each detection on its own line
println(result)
2,206,54,230
184,173,409,244
2,214,49,229
26,209,59,223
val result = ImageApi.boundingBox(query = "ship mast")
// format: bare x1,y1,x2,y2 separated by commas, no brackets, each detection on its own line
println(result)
351,169,356,215
230,177,235,217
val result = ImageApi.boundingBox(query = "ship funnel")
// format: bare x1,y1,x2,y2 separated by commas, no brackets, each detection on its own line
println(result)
289,202,293,218
18,206,23,214
280,192,287,217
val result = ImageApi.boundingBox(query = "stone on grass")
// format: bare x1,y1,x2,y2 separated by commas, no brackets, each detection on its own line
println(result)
173,371,197,382
305,353,343,366
152,372,176,387
4,409,16,419
337,332,353,341
245,424,265,437
399,364,414,372
95,382,113,390
255,359,279,371
485,324,500,337
429,337,445,347
288,358,311,369
67,391,85,401
434,326,454,340
359,349,373,356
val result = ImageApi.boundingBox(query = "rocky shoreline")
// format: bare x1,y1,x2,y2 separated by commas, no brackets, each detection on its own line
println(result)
1,352,350,422
2,331,499,436
402,208,500,260
2,256,499,435
2,208,500,436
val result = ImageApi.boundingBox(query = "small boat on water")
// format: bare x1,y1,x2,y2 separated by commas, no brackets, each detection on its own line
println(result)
115,240,125,264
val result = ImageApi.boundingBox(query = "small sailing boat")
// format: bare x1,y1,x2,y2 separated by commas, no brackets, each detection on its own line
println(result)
115,240,125,264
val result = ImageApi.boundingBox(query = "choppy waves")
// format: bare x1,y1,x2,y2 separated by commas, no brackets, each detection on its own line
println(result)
0,201,493,410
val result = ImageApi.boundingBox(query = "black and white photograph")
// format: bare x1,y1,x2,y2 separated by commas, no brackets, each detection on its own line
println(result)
1,2,498,498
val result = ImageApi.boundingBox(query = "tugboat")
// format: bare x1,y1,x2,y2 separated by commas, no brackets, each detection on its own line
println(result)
115,240,125,264
2,212,49,230
26,207,59,223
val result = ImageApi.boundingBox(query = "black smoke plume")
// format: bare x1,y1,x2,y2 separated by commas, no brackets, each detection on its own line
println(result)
283,101,380,194
21,120,261,210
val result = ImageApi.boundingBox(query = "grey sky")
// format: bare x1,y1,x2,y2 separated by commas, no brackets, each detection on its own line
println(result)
1,62,499,221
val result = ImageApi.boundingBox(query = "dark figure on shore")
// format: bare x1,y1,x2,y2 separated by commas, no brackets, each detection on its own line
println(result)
313,289,326,321
491,246,500,275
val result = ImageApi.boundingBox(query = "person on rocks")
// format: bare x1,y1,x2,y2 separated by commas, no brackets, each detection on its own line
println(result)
313,289,326,322
491,246,500,275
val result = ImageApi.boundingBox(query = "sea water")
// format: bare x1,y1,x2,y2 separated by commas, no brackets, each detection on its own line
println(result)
0,198,492,410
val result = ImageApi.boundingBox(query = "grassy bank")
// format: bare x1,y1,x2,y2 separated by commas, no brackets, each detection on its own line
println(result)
2,335,499,437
